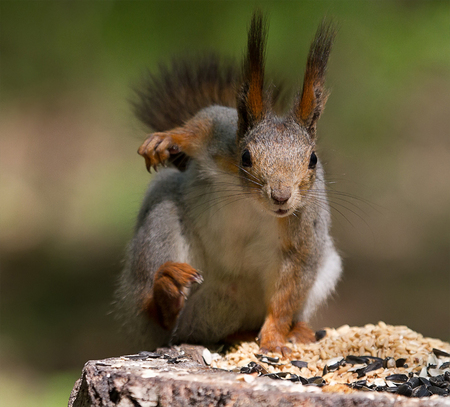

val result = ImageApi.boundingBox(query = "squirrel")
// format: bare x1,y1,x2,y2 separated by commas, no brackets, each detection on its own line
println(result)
116,12,342,357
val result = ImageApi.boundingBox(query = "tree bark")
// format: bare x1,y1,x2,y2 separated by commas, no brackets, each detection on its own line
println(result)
69,345,447,407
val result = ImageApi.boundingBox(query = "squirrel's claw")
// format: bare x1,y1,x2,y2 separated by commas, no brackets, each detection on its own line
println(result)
138,132,181,172
142,155,152,173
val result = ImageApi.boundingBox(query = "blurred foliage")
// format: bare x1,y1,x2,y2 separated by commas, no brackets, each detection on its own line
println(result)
0,1,449,405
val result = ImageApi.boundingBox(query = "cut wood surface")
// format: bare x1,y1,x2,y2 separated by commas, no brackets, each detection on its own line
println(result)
69,345,449,407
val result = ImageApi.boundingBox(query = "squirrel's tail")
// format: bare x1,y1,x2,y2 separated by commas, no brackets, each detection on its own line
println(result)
133,54,240,133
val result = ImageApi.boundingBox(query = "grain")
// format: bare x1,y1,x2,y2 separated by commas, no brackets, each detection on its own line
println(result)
210,322,450,397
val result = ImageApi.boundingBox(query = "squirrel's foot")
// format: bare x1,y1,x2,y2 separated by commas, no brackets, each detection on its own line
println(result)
259,340,292,358
287,321,316,344
143,261,203,330
138,133,181,172
258,321,292,358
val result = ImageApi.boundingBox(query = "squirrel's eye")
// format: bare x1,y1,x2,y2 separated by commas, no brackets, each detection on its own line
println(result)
241,149,252,168
308,151,317,169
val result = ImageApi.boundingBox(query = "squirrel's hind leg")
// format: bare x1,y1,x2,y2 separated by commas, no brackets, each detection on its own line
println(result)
143,261,203,331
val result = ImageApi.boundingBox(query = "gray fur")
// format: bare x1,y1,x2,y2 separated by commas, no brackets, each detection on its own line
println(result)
116,106,342,350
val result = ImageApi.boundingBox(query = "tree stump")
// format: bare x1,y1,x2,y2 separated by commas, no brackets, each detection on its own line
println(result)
69,345,448,407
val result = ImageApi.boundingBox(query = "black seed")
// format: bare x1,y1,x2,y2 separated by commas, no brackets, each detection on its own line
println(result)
411,384,431,398
307,376,325,386
386,374,408,383
445,371,450,382
276,371,290,378
351,380,367,389
367,356,384,363
440,362,450,369
327,359,345,372
298,375,308,385
285,373,303,382
327,362,340,371
396,383,413,397
419,377,431,387
262,371,294,380
240,361,267,375
345,355,370,365
408,377,421,388
356,360,383,378
291,360,308,369
433,348,450,358
383,357,395,369
396,358,407,368
256,354,279,364
430,375,446,388
264,373,283,380
428,385,448,396
315,329,326,341
240,366,252,374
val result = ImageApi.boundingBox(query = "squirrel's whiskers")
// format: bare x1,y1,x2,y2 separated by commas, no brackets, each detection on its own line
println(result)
116,11,342,357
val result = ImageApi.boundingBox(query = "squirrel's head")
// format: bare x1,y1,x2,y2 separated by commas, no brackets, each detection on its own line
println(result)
237,117,318,217
236,12,335,217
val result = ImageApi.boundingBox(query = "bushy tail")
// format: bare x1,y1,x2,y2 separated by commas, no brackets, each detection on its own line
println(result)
133,54,240,132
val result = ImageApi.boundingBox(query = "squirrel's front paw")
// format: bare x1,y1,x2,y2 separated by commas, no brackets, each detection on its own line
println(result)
143,261,203,330
138,133,181,172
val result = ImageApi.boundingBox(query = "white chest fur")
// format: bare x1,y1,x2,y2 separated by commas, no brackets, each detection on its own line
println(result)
186,171,281,281
172,171,282,341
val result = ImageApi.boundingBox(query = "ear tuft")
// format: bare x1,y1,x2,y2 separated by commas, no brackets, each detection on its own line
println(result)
237,10,268,139
293,20,336,138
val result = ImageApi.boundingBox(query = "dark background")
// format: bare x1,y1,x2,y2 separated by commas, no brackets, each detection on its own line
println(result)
1,1,449,405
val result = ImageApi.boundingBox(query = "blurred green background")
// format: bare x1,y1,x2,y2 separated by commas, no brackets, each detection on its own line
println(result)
1,1,449,405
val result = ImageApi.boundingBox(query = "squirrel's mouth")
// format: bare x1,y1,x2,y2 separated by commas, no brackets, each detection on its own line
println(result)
274,209,290,216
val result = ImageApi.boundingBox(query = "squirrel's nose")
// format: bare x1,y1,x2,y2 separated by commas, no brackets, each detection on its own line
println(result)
271,189,291,205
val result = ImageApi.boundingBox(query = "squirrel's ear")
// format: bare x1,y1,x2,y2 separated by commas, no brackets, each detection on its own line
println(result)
293,20,336,138
237,11,268,140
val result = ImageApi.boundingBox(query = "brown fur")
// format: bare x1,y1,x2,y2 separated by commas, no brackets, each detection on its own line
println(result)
119,12,340,358
213,155,240,175
237,11,268,139
142,261,203,330
138,117,213,172
134,55,239,171
256,217,317,357
293,20,336,137
134,55,239,132
288,321,315,344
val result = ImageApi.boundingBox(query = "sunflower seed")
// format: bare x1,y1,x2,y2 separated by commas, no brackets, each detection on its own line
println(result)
433,348,450,358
